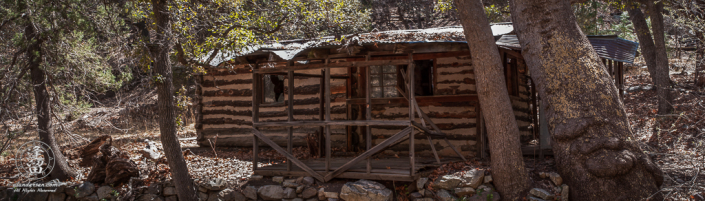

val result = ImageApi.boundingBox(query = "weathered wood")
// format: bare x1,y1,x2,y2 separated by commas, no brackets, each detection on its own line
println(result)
408,53,416,177
255,60,410,73
262,72,349,79
252,69,260,172
346,95,479,106
252,120,411,127
325,64,331,174
365,55,372,175
252,128,325,181
618,62,624,100
287,70,294,172
323,127,413,181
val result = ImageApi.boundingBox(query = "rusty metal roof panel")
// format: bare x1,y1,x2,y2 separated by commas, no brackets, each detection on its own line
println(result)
496,35,639,63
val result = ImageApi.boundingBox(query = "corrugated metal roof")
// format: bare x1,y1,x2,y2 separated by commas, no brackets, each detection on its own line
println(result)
496,35,639,63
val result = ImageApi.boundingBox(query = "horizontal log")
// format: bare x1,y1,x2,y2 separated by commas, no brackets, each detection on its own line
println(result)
203,105,347,117
439,69,474,75
201,79,253,87
346,95,478,106
203,89,252,96
254,60,410,73
437,78,475,85
435,62,473,68
253,120,411,127
435,89,476,95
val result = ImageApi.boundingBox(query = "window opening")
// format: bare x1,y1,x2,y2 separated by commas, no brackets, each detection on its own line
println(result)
263,74,285,103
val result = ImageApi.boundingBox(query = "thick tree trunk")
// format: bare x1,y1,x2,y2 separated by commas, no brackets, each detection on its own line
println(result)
696,31,704,87
628,2,674,115
508,0,664,200
27,23,77,181
454,0,529,200
150,0,198,200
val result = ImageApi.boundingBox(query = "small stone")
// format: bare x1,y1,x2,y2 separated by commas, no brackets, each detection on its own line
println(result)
302,177,315,186
165,196,178,201
476,185,493,193
462,169,485,188
165,180,175,187
548,172,563,186
250,175,263,181
137,194,164,201
468,191,500,201
436,189,456,201
431,175,462,190
409,192,423,200
415,198,434,201
75,182,96,198
283,181,300,188
163,186,176,196
539,172,547,178
324,192,339,199
483,175,493,184
48,192,66,201
258,185,285,200
327,199,339,201
273,176,285,183
529,197,546,201
302,187,317,199
296,177,304,184
643,84,654,91
339,179,392,201
284,199,304,201
560,184,569,201
198,185,208,193
318,188,326,200
96,186,116,200
147,183,163,195
244,186,258,200
217,188,247,201
416,177,428,190
205,178,227,191
297,185,305,193
285,179,297,183
455,187,475,197
305,198,318,201
284,187,297,199
81,193,99,201
529,188,555,200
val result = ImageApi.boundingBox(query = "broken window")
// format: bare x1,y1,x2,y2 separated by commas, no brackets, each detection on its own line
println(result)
369,65,398,98
262,74,285,103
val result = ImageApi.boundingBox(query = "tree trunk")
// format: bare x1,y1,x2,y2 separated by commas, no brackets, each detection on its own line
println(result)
454,0,529,200
628,2,674,115
508,0,664,200
150,0,198,200
696,31,704,87
26,23,77,181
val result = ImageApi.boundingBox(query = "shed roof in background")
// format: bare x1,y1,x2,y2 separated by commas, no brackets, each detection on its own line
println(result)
496,35,639,63
206,23,638,66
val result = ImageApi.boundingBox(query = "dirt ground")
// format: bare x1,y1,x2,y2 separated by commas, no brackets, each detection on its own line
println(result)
0,56,703,200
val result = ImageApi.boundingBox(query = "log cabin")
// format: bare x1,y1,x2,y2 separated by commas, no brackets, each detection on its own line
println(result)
195,23,639,181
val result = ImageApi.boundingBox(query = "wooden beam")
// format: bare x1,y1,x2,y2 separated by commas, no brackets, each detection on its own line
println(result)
325,65,331,174
287,70,294,172
252,128,325,181
254,60,410,73
323,127,414,181
252,120,411,127
408,53,416,177
346,95,479,106
365,55,372,175
261,72,349,79
252,68,260,172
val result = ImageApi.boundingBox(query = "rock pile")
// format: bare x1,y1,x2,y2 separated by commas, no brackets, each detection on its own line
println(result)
529,172,569,201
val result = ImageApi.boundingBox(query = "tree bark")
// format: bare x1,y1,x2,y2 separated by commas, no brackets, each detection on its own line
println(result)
454,0,529,200
696,31,704,87
628,2,674,115
509,0,664,200
150,0,198,200
26,22,77,181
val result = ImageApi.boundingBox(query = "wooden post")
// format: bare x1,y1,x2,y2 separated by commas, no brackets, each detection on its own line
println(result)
319,69,325,157
287,70,294,172
346,67,353,151
408,53,415,177
365,55,372,174
324,60,331,174
252,68,260,172
618,62,624,100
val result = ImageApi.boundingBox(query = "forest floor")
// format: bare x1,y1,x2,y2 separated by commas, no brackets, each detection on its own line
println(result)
0,58,703,200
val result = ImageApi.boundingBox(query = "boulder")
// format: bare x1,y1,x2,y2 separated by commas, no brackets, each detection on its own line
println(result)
214,188,247,201
284,187,297,199
163,186,176,196
243,186,258,200
548,172,563,186
560,184,569,201
96,186,116,200
81,193,99,201
258,185,285,200
250,175,263,181
272,176,285,183
436,189,456,201
204,178,227,191
75,182,96,198
431,175,462,190
455,187,475,197
339,180,392,201
529,188,555,200
301,187,317,199
461,169,485,188
409,192,423,200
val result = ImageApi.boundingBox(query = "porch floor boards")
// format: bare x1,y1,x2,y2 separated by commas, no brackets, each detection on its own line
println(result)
255,157,463,181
